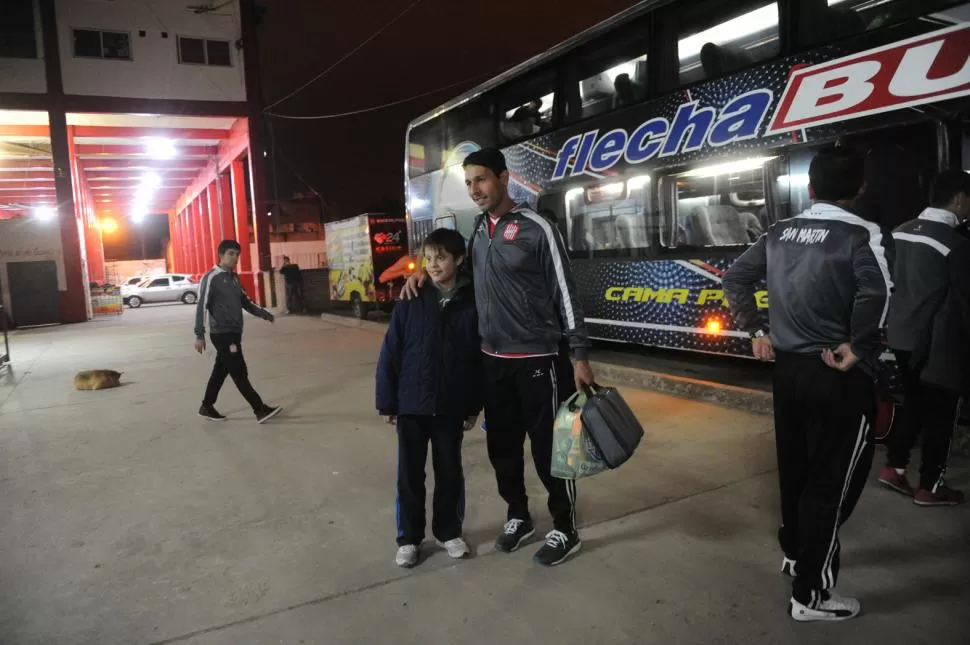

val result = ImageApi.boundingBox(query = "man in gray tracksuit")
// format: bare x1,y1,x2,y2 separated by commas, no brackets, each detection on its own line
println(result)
878,170,970,506
723,148,893,622
194,239,282,424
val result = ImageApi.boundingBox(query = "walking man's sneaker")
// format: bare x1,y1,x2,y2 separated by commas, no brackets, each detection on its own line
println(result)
781,556,797,577
877,466,914,496
789,592,861,622
437,537,471,560
256,405,283,424
198,403,226,421
494,519,535,553
395,545,419,568
533,530,582,567
914,484,965,506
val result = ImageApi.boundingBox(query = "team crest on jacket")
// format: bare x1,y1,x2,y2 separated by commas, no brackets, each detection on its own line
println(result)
503,222,520,241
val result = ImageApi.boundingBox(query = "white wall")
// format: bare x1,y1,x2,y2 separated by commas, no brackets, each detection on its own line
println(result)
0,0,46,94
0,219,66,318
56,0,246,101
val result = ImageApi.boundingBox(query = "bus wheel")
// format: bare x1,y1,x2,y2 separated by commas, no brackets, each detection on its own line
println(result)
351,294,368,320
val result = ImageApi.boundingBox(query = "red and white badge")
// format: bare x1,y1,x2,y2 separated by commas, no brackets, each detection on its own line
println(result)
503,222,520,241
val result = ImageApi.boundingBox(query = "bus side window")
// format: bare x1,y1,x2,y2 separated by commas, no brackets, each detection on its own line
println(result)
660,156,777,248
668,1,781,86
564,177,654,259
497,68,558,144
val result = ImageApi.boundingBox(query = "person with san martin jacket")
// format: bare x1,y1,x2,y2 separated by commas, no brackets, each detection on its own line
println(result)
877,170,970,507
376,229,483,568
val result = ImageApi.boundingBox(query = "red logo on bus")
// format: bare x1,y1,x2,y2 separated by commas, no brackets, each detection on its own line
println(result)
767,23,970,135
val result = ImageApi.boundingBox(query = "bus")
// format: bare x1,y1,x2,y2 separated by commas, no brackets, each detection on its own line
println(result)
404,0,970,359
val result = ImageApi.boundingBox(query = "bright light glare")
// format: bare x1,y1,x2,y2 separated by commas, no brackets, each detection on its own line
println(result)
681,157,776,179
140,172,161,190
777,173,810,187
100,217,119,234
33,206,56,221
601,182,625,197
410,197,428,210
604,56,646,84
565,188,585,202
679,4,778,61
144,137,176,160
705,319,723,334
627,176,651,191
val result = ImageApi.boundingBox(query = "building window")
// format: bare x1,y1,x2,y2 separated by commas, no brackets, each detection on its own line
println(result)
178,36,232,66
73,29,132,60
0,0,37,59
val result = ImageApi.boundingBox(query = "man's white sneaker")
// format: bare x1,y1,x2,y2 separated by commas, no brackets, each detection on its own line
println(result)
437,537,470,560
781,556,797,577
790,592,861,622
395,545,419,568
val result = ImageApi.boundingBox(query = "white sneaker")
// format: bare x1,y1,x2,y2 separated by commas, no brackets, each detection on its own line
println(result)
790,592,861,622
781,557,797,577
395,545,419,568
437,537,470,560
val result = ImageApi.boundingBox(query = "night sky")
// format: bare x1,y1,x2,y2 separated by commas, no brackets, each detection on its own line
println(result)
255,0,643,219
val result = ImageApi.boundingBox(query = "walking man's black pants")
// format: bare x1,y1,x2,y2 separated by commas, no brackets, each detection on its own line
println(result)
887,350,962,492
396,415,465,546
483,354,577,535
285,282,304,313
203,332,265,412
773,352,875,607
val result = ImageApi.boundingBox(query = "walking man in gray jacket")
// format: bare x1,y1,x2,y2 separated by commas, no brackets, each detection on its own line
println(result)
194,239,282,424
878,170,970,506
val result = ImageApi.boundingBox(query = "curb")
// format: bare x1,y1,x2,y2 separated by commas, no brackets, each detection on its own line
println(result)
318,312,773,417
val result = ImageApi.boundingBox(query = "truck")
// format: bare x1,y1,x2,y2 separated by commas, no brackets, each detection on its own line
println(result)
324,213,412,319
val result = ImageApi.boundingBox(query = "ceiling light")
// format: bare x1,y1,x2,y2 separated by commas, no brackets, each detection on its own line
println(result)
140,172,162,190
679,4,778,61
144,137,176,160
33,206,56,221
681,156,777,179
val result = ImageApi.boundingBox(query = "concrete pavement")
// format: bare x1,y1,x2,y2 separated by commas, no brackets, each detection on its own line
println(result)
0,305,967,644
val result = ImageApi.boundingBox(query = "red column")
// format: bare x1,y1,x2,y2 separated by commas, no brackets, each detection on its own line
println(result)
181,210,191,273
207,182,221,248
197,194,213,271
230,159,255,298
49,113,87,323
219,174,234,241
171,213,181,272
189,202,202,275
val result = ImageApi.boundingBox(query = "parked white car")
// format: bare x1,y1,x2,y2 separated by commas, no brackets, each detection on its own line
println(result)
124,274,198,308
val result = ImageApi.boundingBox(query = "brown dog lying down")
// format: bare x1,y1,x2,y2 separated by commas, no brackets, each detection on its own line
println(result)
73,370,123,391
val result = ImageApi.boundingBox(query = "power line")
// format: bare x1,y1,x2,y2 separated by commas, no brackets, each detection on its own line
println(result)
262,0,425,112
264,72,490,120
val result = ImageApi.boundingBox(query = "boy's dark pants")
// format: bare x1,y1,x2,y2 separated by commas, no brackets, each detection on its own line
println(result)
396,415,466,546
203,332,265,412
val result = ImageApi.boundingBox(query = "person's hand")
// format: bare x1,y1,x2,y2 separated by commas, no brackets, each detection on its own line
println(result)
822,343,858,372
383,415,397,425
574,359,595,392
752,336,774,361
401,271,426,300
462,415,478,431
194,338,205,355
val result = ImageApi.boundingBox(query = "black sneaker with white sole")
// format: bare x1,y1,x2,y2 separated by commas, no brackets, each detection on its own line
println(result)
256,405,282,424
199,403,226,421
533,530,581,566
494,519,535,553
790,592,861,622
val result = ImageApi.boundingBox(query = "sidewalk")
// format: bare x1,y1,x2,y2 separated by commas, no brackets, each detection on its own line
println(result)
0,305,967,644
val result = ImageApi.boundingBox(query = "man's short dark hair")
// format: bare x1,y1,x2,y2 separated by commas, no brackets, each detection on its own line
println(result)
422,228,466,260
217,239,241,255
809,148,865,202
930,170,970,209
463,147,508,178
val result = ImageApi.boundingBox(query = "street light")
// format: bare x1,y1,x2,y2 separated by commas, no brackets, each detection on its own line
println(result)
32,206,56,221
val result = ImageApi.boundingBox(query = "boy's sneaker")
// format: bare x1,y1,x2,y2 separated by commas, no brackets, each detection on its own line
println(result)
256,405,282,424
877,467,914,496
533,530,582,567
395,545,419,568
437,537,470,560
914,484,965,506
198,403,226,422
495,519,535,553
789,592,861,622
781,557,797,578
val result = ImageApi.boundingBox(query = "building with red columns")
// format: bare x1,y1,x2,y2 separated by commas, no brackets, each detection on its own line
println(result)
0,0,270,327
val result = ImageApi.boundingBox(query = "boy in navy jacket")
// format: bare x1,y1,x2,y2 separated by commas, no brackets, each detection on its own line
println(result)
376,228,483,568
